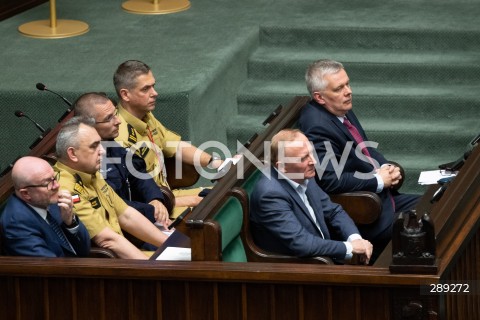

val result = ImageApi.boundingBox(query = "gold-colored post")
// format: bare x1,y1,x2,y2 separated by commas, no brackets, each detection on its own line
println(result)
18,0,89,39
122,0,191,15
50,0,57,28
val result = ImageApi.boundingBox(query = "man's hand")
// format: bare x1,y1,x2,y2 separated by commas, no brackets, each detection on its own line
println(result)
377,165,402,188
350,239,373,265
174,195,203,208
149,199,171,227
57,189,74,225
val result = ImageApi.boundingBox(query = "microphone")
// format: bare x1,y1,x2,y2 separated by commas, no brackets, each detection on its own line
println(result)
36,82,73,122
15,110,51,149
15,110,47,133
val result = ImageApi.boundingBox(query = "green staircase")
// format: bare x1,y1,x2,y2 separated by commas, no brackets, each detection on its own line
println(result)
227,26,480,194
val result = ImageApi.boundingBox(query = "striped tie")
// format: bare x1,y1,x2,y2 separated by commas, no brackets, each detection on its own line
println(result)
46,211,76,254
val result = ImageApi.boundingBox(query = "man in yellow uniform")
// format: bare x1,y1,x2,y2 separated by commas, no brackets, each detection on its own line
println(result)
113,60,223,218
54,117,169,259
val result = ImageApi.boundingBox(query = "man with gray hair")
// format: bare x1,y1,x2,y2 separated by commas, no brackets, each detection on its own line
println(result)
298,59,420,262
54,117,168,259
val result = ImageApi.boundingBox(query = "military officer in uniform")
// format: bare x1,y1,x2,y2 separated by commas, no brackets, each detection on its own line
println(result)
54,117,168,259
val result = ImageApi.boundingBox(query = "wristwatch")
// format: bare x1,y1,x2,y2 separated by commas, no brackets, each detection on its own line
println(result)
65,215,79,229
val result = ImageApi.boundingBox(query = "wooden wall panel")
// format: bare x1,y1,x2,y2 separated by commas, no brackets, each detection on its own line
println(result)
17,277,45,319
0,278,18,319
245,284,271,320
103,279,131,319
128,279,159,320
216,283,243,320
272,284,301,320
445,226,480,320
160,281,188,320
302,285,332,320
358,287,391,320
75,278,105,320
46,278,75,320
187,282,215,319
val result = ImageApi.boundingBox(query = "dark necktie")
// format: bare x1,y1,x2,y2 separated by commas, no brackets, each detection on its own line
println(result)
343,117,372,159
46,211,75,254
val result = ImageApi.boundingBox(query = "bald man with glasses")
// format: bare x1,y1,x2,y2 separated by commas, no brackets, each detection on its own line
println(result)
0,156,91,257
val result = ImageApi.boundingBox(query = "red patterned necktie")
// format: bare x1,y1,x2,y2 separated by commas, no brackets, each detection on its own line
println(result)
343,117,372,158
343,117,396,211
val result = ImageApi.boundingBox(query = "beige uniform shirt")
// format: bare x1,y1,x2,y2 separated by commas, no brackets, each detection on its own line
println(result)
54,162,128,238
115,103,181,188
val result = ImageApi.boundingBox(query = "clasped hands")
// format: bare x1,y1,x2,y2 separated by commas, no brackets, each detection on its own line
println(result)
377,164,402,189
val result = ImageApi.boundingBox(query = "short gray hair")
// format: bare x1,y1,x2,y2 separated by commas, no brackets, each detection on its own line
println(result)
305,59,344,96
56,117,96,160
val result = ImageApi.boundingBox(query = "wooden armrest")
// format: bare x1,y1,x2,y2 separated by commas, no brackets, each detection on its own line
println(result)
159,186,175,214
165,157,200,189
246,245,334,265
330,191,382,225
388,160,404,191
89,245,118,258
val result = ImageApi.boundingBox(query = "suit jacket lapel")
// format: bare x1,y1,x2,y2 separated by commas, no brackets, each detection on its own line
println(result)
47,205,76,254
274,172,315,222
274,172,325,236
305,183,330,239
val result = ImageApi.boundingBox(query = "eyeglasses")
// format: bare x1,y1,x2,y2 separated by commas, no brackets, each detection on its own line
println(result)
95,108,119,124
22,171,60,190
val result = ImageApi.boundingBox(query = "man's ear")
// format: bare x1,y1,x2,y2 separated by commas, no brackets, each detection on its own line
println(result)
17,188,31,201
119,88,130,102
313,92,326,105
66,147,78,163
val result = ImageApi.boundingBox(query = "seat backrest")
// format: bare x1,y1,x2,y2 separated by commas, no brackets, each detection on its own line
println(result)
211,194,247,262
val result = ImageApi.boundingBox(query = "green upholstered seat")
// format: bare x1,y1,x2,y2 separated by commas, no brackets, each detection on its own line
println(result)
213,196,247,262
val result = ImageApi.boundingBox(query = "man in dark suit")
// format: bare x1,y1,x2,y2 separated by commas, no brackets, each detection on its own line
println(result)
1,156,90,257
249,129,372,264
298,59,420,260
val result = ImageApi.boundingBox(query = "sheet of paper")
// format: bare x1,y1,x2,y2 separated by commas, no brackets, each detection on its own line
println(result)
156,247,191,261
418,170,457,185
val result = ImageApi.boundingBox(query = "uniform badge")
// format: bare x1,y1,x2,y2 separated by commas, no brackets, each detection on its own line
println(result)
89,197,101,209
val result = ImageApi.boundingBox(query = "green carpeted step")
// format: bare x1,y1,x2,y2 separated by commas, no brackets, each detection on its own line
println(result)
237,78,480,116
230,25,479,197
247,50,480,84
259,26,480,52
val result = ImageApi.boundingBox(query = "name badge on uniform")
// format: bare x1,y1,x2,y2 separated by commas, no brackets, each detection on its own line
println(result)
89,197,101,209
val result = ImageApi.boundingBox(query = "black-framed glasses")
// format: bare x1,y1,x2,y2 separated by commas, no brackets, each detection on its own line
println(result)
95,108,119,124
23,171,60,190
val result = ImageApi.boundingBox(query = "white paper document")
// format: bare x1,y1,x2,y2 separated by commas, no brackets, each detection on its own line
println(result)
156,247,191,261
418,170,457,185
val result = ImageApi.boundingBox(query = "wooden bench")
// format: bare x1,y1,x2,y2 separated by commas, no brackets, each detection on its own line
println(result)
0,96,478,319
